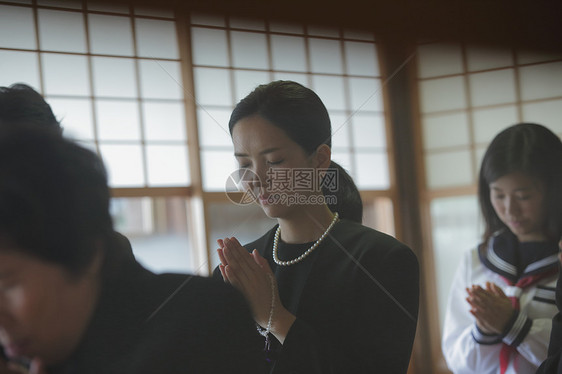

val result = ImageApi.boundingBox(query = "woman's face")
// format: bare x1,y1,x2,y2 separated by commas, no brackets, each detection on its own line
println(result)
489,171,547,242
0,248,100,365
231,115,329,218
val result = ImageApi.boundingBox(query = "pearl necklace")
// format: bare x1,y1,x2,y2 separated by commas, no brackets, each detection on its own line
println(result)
272,212,339,266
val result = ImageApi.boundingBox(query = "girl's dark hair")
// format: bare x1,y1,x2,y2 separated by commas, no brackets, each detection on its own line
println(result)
478,123,562,244
0,125,113,275
229,80,363,223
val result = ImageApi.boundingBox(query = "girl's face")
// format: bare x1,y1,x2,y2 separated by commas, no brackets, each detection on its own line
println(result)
0,248,100,365
489,171,547,242
231,115,329,218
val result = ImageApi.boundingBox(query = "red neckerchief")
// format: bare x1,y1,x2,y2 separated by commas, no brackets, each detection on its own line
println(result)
499,268,558,374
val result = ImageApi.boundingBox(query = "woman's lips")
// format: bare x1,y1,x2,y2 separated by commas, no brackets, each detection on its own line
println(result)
509,220,523,227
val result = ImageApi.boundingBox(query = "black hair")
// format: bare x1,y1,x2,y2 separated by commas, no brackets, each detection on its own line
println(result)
0,125,112,275
0,83,61,134
478,123,562,244
229,80,363,223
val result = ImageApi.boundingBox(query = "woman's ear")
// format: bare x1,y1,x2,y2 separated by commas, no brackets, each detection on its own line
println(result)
313,144,332,169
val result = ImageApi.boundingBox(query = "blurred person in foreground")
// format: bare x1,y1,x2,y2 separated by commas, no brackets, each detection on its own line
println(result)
0,100,263,374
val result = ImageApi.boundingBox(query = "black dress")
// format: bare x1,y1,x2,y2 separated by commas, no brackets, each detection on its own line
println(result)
214,218,419,374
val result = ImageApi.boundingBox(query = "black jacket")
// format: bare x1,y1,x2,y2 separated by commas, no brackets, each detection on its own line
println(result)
44,233,265,374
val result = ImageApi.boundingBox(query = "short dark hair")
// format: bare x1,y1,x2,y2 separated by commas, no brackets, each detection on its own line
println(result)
229,80,363,223
478,123,562,243
0,126,112,275
0,83,61,134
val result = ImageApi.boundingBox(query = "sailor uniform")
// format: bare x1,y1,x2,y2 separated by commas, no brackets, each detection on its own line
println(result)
442,230,559,374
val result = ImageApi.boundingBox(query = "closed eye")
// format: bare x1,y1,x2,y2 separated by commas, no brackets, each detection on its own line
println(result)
267,159,284,166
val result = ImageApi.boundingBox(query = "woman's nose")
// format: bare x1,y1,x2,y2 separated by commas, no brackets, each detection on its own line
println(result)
253,165,270,189
238,167,263,192
505,197,520,216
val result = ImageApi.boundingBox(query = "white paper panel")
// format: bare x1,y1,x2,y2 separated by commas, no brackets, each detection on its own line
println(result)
88,14,134,56
135,18,179,59
0,5,36,49
92,57,137,98
312,75,346,110
0,50,40,89
519,62,562,101
330,151,353,177
99,144,145,187
422,112,470,150
419,76,466,113
331,112,351,150
146,145,190,186
430,195,481,329
472,106,518,144
469,69,516,107
425,150,473,188
233,70,270,103
351,113,386,149
354,152,389,189
143,101,186,141
138,60,183,100
201,149,237,191
270,35,307,72
197,108,233,147
474,145,488,171
193,67,232,106
49,97,94,140
42,53,90,96
230,31,268,69
96,100,141,141
348,77,383,112
522,100,562,134
190,27,229,67
309,38,343,74
345,41,379,76
38,9,86,52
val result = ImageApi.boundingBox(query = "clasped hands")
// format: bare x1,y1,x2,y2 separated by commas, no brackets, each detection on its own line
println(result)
217,237,296,343
466,281,515,335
